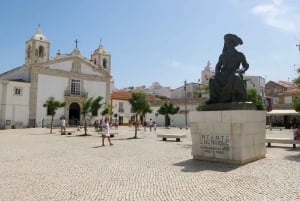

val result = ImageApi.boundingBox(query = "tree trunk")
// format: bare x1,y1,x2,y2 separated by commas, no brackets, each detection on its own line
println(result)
165,114,170,127
84,115,87,135
50,115,54,134
134,114,138,138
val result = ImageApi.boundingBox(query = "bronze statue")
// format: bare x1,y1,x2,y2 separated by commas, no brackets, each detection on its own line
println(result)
206,34,249,104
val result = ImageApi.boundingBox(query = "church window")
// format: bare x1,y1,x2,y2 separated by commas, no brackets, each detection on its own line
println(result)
39,46,44,58
71,79,80,96
94,58,97,65
103,59,107,68
13,87,23,96
27,45,31,58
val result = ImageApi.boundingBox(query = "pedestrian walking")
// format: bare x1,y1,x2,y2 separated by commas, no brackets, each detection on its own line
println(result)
60,117,66,134
102,117,113,146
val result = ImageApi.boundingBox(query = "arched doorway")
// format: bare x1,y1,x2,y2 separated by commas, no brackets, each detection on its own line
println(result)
69,102,80,125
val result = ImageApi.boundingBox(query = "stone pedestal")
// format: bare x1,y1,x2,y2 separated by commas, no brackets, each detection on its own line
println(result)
190,110,266,165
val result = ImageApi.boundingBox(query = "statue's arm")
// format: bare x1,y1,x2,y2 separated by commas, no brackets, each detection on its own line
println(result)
239,53,249,73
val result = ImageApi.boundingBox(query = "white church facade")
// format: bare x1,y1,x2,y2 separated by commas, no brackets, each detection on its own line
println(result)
0,28,112,129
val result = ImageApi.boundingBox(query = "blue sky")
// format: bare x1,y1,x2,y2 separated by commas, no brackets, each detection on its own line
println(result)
0,0,300,89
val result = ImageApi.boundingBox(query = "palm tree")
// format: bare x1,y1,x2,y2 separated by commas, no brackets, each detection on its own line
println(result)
81,96,104,135
158,102,179,127
90,96,103,116
43,97,66,134
128,91,152,138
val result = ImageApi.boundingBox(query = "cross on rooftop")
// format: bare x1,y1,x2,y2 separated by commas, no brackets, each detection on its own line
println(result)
74,39,79,48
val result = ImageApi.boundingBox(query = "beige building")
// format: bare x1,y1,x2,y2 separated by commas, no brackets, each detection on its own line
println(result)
0,28,112,128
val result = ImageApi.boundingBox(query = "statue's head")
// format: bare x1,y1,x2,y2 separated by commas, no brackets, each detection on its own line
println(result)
224,34,243,48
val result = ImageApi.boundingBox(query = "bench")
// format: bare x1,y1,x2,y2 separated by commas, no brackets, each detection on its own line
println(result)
157,134,187,142
266,138,300,149
60,130,75,135
268,127,285,131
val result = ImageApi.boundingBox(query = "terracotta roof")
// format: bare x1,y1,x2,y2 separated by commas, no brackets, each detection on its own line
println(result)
111,90,156,102
277,80,297,90
111,91,132,100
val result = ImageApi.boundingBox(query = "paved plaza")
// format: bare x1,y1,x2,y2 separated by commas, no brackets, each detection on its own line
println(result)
0,126,300,201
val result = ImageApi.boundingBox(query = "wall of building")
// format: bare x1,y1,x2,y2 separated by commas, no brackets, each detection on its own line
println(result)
111,99,133,125
0,80,30,128
84,80,106,99
36,74,68,125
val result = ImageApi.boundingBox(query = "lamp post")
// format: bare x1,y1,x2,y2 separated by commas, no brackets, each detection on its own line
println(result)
184,80,187,129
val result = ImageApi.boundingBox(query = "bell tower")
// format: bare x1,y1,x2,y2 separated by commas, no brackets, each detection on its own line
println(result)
25,27,50,65
91,41,111,72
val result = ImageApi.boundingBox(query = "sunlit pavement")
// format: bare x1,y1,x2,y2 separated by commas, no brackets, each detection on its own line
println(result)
0,126,299,201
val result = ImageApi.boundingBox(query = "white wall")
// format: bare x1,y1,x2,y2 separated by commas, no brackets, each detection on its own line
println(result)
83,80,106,98
111,99,133,124
81,63,103,76
49,61,73,71
36,74,68,123
0,80,30,128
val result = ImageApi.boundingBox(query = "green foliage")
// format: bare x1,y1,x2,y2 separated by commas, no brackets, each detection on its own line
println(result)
156,95,168,100
129,92,151,114
128,92,152,138
293,97,300,111
246,88,265,110
90,96,103,116
196,103,204,111
43,97,66,134
101,104,110,117
158,102,180,127
81,96,104,135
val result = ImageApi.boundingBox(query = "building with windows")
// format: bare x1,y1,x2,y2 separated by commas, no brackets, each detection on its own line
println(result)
265,80,297,110
0,28,112,128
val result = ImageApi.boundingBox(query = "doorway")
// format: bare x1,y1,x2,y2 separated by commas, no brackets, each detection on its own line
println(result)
69,102,80,125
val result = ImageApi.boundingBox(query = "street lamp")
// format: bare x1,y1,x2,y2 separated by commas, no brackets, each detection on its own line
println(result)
184,80,188,129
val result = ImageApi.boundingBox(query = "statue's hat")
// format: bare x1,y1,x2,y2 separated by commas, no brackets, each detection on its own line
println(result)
224,34,243,46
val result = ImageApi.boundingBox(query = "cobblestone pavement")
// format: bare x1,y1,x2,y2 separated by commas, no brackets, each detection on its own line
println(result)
0,126,300,201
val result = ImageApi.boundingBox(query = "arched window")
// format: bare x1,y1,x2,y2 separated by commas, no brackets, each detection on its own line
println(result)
27,45,31,58
103,58,107,68
39,46,44,58
94,58,97,65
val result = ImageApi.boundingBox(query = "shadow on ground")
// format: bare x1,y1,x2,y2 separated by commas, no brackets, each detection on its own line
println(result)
173,159,240,173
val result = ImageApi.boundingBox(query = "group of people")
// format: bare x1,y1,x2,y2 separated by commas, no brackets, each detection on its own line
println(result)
60,117,113,146
94,119,119,131
143,119,157,132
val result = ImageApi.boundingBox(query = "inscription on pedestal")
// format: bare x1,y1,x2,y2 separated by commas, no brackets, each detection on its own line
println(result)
199,135,230,158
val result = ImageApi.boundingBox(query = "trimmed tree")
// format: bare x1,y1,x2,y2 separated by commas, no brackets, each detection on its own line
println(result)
43,97,66,134
246,88,265,110
293,97,300,111
158,102,179,127
128,91,152,138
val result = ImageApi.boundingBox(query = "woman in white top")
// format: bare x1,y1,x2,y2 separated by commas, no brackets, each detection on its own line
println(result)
102,118,113,146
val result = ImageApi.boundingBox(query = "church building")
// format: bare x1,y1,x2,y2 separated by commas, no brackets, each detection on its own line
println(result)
0,28,112,129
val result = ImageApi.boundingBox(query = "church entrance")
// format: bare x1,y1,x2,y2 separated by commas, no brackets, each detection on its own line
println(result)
69,102,80,126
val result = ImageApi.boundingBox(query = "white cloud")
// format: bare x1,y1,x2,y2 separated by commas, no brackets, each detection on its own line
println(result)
251,0,300,34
